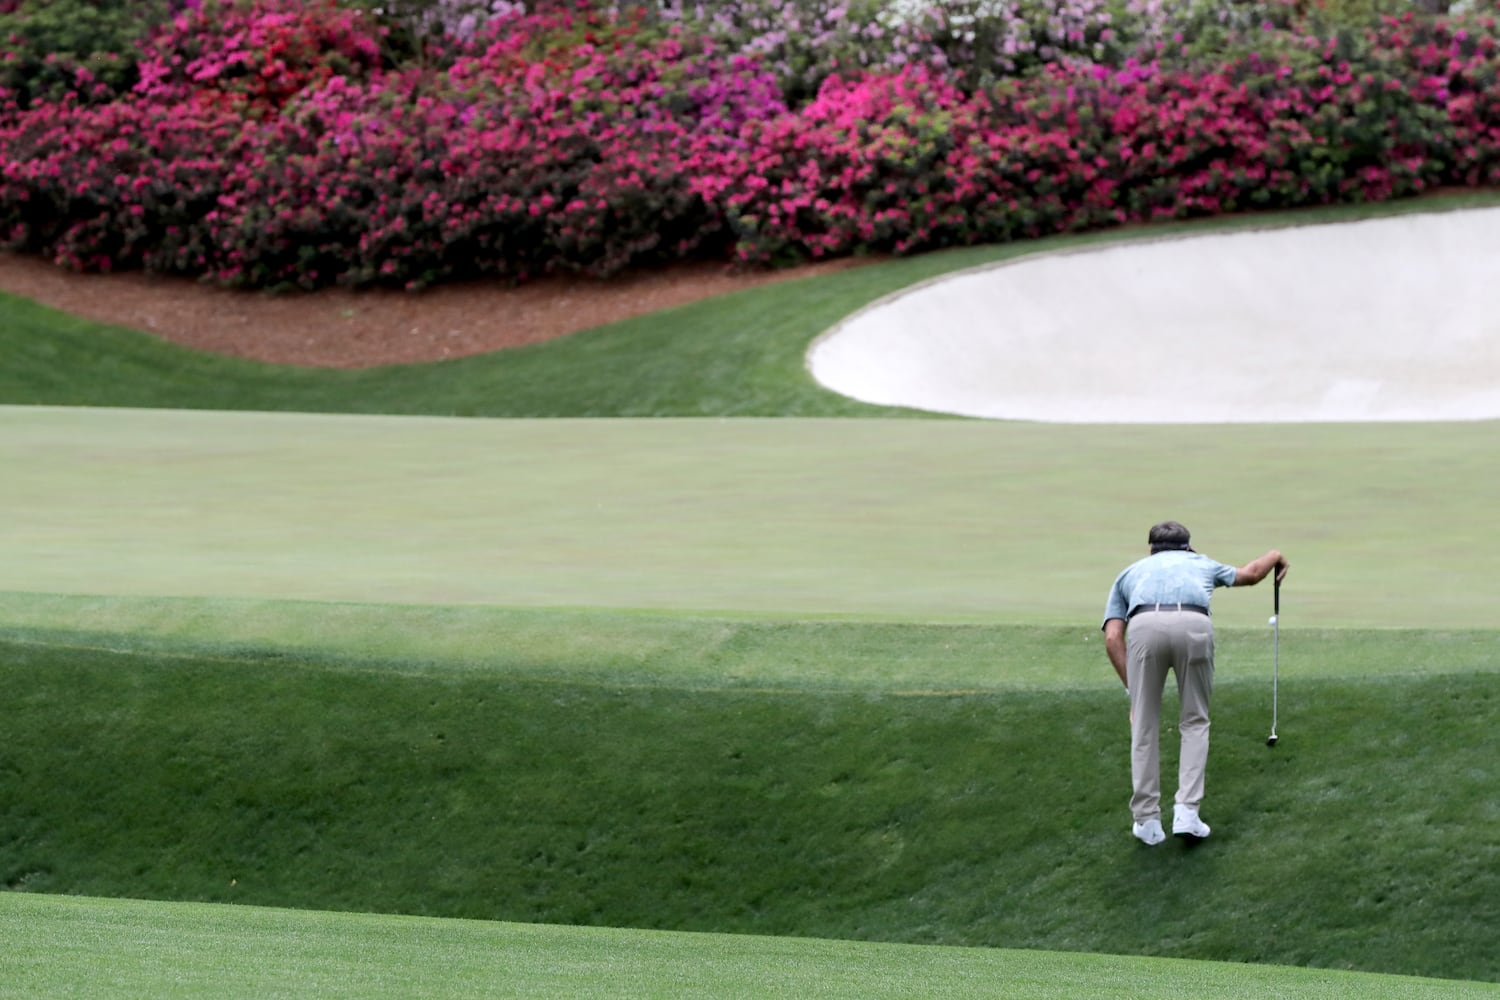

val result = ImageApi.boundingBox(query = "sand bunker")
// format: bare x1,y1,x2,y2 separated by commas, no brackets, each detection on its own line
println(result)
807,207,1500,422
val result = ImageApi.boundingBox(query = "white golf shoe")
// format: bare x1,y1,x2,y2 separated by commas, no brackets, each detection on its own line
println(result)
1172,806,1211,841
1132,818,1166,846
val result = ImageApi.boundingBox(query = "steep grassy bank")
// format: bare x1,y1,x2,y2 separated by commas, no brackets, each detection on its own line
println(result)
4,633,1496,981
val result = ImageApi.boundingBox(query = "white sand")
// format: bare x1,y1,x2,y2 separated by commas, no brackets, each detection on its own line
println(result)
807,207,1500,422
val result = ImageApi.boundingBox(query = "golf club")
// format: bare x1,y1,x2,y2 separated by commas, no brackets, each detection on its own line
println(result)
1267,573,1280,747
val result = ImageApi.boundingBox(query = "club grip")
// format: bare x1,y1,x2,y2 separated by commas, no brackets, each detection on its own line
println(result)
1274,572,1280,615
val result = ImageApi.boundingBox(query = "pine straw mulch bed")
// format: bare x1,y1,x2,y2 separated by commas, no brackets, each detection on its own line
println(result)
0,251,872,369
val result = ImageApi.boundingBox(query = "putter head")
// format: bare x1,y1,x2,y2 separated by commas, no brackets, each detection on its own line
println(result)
1266,734,1278,747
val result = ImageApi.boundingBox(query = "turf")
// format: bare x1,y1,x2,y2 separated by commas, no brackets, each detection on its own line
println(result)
2,407,1497,628
3,635,1498,981
4,894,1496,1000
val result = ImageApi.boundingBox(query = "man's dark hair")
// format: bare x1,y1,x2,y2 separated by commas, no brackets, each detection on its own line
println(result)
1148,520,1194,554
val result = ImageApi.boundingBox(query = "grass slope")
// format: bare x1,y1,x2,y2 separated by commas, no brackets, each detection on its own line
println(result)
4,634,1497,981
4,408,1500,628
4,195,1500,418
4,894,1497,1000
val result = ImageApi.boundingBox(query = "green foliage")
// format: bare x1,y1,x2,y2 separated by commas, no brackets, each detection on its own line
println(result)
0,0,169,108
1298,0,1425,32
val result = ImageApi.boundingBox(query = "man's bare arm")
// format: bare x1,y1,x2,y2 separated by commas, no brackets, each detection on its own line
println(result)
1104,618,1128,690
1234,549,1288,586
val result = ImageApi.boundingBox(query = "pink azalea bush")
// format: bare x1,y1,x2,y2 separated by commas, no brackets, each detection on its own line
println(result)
1378,11,1500,186
694,17,1459,265
201,9,784,287
690,68,991,261
133,0,386,114
0,95,241,273
4,0,1500,288
0,5,786,288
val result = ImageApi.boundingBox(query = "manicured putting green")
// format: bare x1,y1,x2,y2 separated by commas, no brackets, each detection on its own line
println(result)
2,405,1493,628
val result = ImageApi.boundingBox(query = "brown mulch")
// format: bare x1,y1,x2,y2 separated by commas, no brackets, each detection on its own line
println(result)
0,251,873,369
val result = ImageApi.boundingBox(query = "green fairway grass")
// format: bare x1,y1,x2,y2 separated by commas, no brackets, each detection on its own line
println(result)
4,194,1500,419
4,894,1496,1000
2,406,1495,629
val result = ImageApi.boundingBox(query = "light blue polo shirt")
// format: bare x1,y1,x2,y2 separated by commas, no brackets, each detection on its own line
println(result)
1102,550,1238,627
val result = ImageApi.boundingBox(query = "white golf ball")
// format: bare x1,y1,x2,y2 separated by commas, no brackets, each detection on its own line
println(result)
1268,615,1278,625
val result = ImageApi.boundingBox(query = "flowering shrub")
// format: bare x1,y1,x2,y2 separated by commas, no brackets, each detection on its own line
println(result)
133,0,386,115
651,0,1285,98
218,11,781,287
3,0,1500,290
700,20,1461,265
378,0,525,41
365,0,525,44
366,0,1287,97
1377,10,1500,186
875,0,1134,77
0,97,240,273
0,0,174,108
345,0,532,68
650,0,906,103
690,68,989,261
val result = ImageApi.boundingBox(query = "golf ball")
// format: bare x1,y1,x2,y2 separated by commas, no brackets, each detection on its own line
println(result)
1268,615,1278,625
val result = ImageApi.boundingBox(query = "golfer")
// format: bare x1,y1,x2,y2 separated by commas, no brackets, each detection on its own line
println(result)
1101,521,1287,845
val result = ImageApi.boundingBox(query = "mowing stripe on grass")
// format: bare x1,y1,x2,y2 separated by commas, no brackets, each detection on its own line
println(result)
2,406,1496,628
1,593,1496,691
2,894,1495,1000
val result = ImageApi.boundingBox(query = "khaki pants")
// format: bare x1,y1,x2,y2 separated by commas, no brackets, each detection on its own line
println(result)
1126,610,1214,824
